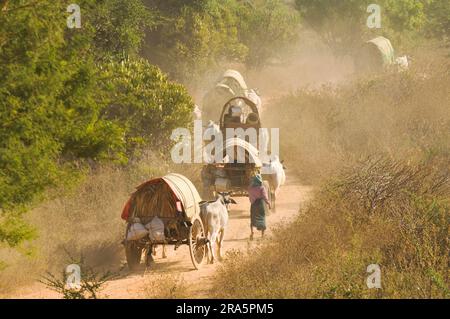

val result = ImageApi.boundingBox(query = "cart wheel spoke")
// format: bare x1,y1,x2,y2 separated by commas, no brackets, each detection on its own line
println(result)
189,217,206,269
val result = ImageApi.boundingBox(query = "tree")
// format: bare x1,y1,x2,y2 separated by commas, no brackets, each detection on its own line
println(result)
0,1,68,246
101,58,195,156
238,0,301,68
143,0,248,85
81,0,156,60
0,0,193,250
143,0,301,83
295,0,429,56
424,0,450,46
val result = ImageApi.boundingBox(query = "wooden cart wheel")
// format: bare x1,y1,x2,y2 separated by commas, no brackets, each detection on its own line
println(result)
125,240,143,271
188,217,207,270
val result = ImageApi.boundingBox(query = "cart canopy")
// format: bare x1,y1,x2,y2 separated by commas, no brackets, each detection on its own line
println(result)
214,83,236,98
162,173,202,220
221,69,248,91
121,173,201,221
217,138,262,167
366,36,395,66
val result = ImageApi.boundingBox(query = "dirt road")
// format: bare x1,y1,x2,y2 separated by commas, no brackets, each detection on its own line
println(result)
11,176,311,299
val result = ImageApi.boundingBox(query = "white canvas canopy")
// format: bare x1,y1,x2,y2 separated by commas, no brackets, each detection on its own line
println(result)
214,82,236,96
221,69,248,90
217,138,262,167
162,173,202,220
129,173,202,221
366,36,395,66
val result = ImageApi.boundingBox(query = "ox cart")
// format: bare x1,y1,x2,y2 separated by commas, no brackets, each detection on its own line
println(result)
121,174,207,270
355,36,397,73
201,70,261,121
201,96,275,207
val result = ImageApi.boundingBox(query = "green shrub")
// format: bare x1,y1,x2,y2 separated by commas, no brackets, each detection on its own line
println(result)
101,57,195,157
143,0,300,84
0,1,193,250
295,0,430,55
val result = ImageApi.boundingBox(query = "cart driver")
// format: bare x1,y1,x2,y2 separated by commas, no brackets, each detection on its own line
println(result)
224,103,244,125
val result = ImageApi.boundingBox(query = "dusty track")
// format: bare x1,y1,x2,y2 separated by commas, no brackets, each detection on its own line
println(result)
10,176,311,299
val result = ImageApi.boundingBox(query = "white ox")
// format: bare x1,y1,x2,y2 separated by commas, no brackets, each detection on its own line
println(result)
262,156,286,206
395,56,409,71
200,192,236,263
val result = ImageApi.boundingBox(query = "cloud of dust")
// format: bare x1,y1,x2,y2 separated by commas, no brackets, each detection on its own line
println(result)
193,30,355,103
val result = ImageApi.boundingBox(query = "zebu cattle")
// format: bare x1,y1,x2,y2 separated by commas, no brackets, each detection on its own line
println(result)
200,192,236,263
262,156,286,209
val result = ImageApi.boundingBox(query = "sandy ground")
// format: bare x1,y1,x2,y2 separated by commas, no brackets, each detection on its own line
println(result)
9,176,312,299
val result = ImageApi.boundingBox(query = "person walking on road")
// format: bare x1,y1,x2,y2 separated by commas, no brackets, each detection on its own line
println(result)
248,174,270,240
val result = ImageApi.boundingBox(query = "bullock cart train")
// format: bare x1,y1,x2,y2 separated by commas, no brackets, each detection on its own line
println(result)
121,70,286,270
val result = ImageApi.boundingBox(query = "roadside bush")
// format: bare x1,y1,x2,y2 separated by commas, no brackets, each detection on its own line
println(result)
214,155,449,298
41,254,115,299
0,1,194,252
213,57,449,299
295,0,433,55
101,58,194,157
264,54,450,182
143,274,188,299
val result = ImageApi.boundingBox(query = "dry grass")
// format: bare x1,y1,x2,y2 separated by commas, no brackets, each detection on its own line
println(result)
0,165,131,295
263,47,450,184
213,51,450,299
142,274,188,299
214,156,449,298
